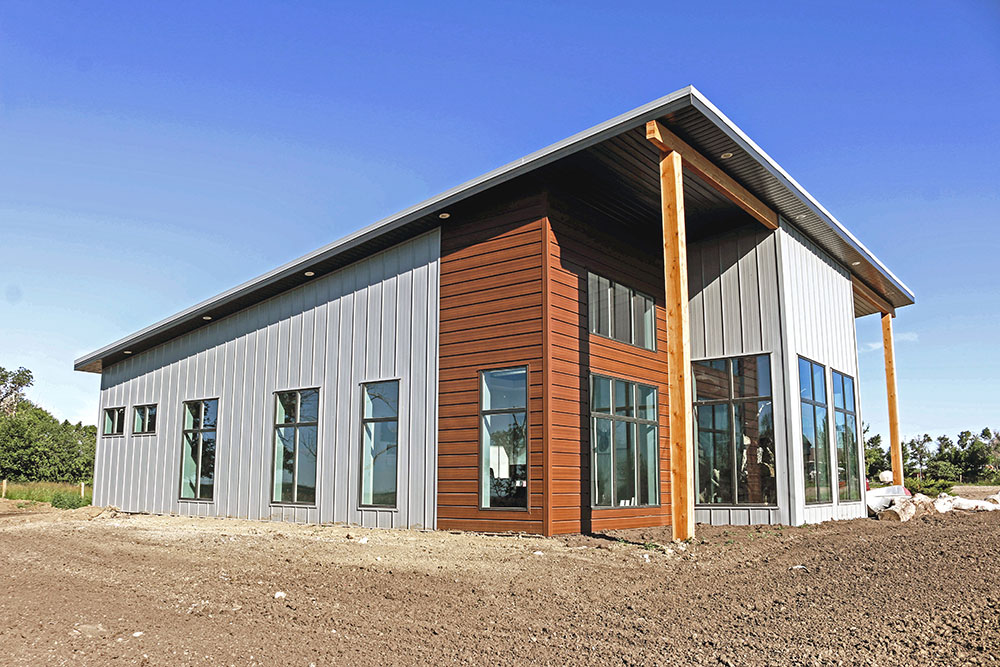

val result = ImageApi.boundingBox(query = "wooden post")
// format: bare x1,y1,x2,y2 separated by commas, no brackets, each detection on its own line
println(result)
659,149,695,541
882,313,903,486
1,479,6,499
81,481,86,499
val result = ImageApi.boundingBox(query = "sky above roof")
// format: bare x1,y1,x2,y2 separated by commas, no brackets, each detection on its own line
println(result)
1,1,997,441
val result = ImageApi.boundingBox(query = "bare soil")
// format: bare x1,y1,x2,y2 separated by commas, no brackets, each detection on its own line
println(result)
1,499,998,666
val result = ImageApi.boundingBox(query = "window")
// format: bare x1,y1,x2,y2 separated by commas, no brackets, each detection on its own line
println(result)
587,272,655,351
693,354,775,505
799,358,832,504
590,375,659,507
103,407,125,436
480,368,527,509
133,404,157,435
833,370,861,502
272,389,319,505
360,381,399,508
180,399,218,501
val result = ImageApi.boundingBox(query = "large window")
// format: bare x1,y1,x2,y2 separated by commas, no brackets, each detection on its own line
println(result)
103,407,125,436
272,389,319,505
180,399,218,501
799,358,832,504
133,404,157,435
360,381,399,508
833,370,861,502
590,376,659,507
480,368,527,509
587,272,655,351
694,355,775,505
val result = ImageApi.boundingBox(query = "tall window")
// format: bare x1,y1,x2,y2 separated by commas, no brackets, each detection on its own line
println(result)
591,376,659,507
694,354,775,505
799,358,832,504
180,399,218,500
103,407,125,436
360,381,399,508
833,370,861,502
587,272,655,350
133,404,157,435
480,367,527,509
273,389,319,505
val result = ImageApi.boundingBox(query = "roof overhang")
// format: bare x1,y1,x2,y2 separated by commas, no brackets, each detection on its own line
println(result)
75,85,913,373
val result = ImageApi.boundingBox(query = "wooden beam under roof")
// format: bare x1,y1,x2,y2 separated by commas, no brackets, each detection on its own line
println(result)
852,275,895,317
646,120,779,230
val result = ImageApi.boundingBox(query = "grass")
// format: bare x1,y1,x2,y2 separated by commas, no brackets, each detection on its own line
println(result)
2,481,92,508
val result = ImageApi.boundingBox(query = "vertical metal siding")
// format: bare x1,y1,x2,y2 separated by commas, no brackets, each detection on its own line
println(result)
689,227,787,526
777,219,866,525
93,230,441,529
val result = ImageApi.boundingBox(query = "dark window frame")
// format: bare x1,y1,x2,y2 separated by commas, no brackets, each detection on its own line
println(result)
358,379,401,510
693,353,776,507
832,369,861,503
478,365,530,511
799,356,833,506
103,407,126,436
587,271,657,352
270,388,321,507
178,398,219,502
132,404,158,435
589,374,661,509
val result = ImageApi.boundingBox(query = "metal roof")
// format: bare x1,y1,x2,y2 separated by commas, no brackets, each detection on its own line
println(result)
75,85,914,373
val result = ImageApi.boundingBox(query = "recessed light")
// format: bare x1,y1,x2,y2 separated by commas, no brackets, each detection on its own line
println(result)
720,152,734,159
304,271,315,277
123,350,132,355
438,212,450,219
851,261,861,266
202,315,212,321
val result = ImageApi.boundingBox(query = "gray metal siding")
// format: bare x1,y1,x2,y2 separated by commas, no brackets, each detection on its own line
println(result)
776,219,866,525
689,226,787,526
93,230,440,529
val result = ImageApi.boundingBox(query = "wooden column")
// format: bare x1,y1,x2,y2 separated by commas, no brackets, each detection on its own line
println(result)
659,149,694,541
882,313,903,486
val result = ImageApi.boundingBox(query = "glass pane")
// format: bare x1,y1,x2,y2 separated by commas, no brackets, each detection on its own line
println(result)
482,368,526,411
736,401,776,504
596,275,611,337
482,411,527,508
588,273,600,336
612,282,631,343
362,421,398,506
815,407,831,503
298,389,319,423
296,425,317,504
180,432,199,499
184,402,200,430
134,407,144,433
104,409,113,435
832,372,845,410
614,421,636,506
146,406,157,433
694,359,729,402
633,294,655,350
801,403,818,504
593,418,613,507
203,399,218,429
697,404,732,504
276,393,297,424
798,358,812,400
734,355,771,398
116,408,125,433
273,427,295,503
614,380,633,417
844,376,855,413
637,423,658,506
591,376,612,414
636,384,656,421
845,414,859,500
836,411,848,499
363,382,398,420
813,365,826,405
199,433,216,500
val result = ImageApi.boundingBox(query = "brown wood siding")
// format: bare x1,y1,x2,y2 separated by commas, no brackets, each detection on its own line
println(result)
546,193,672,535
437,194,548,533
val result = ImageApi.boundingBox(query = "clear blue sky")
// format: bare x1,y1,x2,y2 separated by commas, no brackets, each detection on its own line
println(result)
1,1,997,444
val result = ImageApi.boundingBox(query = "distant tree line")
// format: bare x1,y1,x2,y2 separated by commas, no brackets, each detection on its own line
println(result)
0,366,96,483
864,424,1000,484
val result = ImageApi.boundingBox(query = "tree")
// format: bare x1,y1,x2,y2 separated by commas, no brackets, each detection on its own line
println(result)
862,423,888,478
964,438,991,482
0,401,96,482
926,460,961,481
906,434,932,479
0,366,33,417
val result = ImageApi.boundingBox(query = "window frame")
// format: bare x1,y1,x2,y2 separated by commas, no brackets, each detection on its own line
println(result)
589,373,661,509
587,271,656,352
798,356,833,506
693,353,776,507
477,365,530,511
270,388,321,507
358,379,401,510
103,406,126,436
132,404,158,435
177,397,219,503
832,369,861,503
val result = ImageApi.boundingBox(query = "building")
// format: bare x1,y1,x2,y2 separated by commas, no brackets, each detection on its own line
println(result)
74,86,913,538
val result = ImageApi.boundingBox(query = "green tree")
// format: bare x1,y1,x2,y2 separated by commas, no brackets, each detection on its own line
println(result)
963,438,991,482
0,366,34,417
926,460,961,481
906,434,932,479
0,401,96,482
862,423,887,478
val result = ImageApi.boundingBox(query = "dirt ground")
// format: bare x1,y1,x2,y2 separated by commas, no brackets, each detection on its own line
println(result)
2,499,999,666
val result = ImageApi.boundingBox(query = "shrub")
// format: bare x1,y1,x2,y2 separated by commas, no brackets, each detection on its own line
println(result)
904,477,954,497
926,460,962,482
49,490,90,509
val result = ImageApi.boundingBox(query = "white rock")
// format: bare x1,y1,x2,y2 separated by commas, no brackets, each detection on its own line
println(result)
878,470,895,484
532,550,544,556
274,591,287,599
132,631,143,638
358,536,369,545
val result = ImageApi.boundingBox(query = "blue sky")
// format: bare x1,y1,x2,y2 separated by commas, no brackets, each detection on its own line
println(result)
0,1,997,443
